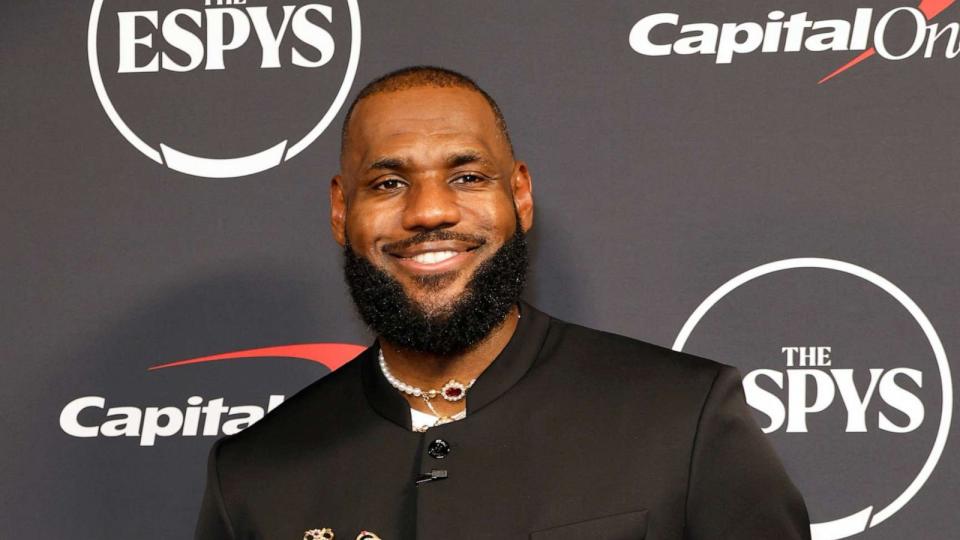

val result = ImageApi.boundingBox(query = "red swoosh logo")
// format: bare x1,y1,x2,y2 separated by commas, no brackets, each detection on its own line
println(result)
147,343,367,372
820,0,955,83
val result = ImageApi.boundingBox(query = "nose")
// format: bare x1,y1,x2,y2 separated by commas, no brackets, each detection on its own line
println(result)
401,179,462,231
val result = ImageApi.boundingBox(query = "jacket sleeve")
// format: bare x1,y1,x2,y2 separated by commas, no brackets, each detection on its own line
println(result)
195,437,236,540
684,365,811,539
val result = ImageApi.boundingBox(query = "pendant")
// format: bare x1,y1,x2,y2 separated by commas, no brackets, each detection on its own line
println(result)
440,379,467,401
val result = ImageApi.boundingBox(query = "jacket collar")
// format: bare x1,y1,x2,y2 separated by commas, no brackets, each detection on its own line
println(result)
360,300,551,430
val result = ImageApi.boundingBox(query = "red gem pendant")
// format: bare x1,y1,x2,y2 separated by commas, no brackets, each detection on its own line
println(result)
440,380,467,401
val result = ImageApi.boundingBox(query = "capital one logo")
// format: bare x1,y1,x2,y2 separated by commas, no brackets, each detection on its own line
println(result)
629,1,957,83
87,0,361,178
59,343,365,446
674,258,952,539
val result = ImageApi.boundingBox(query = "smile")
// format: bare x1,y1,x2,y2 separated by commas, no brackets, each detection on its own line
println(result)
410,250,459,265
386,240,483,274
393,249,477,274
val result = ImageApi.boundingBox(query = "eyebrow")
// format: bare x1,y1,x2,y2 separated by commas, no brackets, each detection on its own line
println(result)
446,151,487,168
368,156,407,171
366,151,492,172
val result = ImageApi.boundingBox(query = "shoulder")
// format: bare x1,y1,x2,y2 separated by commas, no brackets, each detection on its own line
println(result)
215,350,369,457
520,309,743,443
544,315,730,376
538,314,734,401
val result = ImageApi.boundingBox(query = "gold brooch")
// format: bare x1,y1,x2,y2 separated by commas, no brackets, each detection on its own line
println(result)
303,529,381,540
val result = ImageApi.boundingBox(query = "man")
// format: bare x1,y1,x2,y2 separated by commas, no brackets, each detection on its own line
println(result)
196,66,810,539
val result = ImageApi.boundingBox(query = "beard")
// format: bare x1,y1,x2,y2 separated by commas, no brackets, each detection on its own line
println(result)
343,221,528,356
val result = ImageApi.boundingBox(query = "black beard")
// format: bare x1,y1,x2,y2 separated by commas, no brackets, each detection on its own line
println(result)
343,224,528,356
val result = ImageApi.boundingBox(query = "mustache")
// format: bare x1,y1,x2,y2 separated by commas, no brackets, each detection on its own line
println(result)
381,229,488,254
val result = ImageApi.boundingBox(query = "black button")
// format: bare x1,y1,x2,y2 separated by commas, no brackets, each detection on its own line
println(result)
427,438,451,459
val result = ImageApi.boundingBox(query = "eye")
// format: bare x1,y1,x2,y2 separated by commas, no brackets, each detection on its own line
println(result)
373,178,406,191
451,173,486,185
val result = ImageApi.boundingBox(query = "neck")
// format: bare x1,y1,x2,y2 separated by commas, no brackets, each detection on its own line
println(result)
379,304,520,417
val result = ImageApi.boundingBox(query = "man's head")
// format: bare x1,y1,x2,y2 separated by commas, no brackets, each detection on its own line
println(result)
331,66,534,355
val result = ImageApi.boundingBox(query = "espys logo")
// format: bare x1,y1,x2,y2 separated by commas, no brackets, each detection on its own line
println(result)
59,343,365,446
87,0,361,178
674,258,952,539
629,1,956,83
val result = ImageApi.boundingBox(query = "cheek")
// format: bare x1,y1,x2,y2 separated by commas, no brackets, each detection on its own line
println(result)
346,194,407,239
460,191,516,230
477,204,518,243
344,211,386,254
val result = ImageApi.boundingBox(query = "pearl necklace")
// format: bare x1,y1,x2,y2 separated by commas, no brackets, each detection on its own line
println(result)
378,349,476,428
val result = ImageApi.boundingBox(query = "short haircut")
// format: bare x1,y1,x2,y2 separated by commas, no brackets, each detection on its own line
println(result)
340,66,514,158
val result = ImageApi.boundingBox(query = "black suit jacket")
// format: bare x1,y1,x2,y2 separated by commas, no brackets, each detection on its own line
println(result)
196,302,810,539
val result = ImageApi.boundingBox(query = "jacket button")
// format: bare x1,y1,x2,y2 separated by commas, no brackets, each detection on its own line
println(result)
427,438,451,459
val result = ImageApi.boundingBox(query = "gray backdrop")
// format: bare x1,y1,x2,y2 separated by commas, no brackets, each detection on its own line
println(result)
1,0,957,538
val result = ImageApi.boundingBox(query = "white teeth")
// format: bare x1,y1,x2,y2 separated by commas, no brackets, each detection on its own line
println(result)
411,251,458,265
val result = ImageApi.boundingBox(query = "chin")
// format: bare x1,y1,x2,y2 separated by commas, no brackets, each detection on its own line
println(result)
407,286,468,316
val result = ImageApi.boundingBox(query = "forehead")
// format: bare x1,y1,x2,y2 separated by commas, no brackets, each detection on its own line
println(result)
343,86,507,168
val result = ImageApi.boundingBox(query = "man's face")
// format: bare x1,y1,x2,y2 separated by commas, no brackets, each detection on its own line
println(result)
331,86,533,316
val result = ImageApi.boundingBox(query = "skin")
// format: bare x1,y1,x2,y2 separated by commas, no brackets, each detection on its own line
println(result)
331,86,534,418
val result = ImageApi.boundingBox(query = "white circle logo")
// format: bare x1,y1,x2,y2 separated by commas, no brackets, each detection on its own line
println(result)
87,0,361,178
674,258,952,539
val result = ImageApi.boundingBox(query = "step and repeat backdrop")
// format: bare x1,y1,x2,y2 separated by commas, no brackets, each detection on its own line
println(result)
2,0,958,538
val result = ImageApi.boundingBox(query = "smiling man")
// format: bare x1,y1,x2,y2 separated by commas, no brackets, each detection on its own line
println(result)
196,67,810,539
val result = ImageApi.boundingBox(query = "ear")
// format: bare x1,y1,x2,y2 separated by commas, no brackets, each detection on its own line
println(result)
511,161,534,233
330,175,347,246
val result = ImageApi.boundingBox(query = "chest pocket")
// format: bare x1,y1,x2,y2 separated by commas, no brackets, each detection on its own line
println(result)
529,509,647,539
